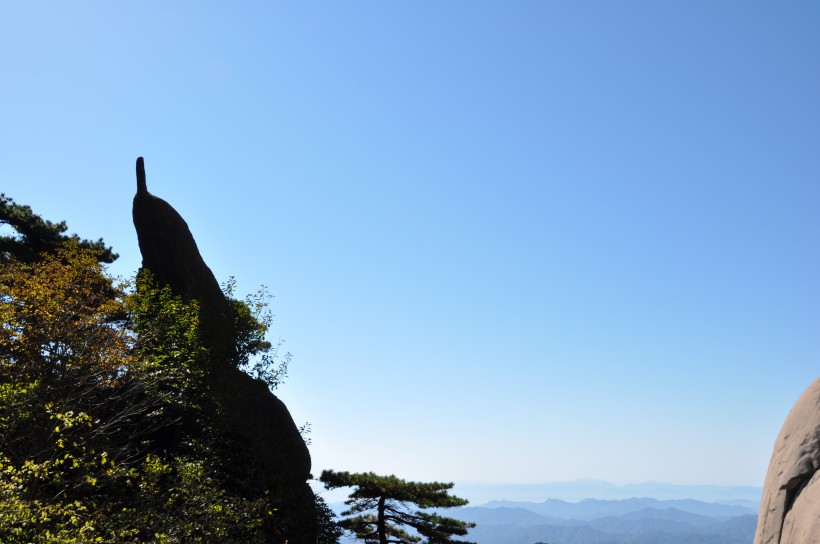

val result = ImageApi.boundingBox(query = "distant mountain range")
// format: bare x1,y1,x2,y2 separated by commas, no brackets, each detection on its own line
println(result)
442,497,758,544
327,481,762,544
480,498,754,519
451,480,762,506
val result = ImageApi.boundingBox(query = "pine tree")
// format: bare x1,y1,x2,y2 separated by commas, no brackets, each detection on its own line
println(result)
0,193,116,263
320,470,475,544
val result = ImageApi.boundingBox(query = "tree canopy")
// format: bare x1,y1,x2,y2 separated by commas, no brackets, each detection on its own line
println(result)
0,200,316,542
0,193,470,543
321,470,475,544
0,242,278,541
0,194,116,263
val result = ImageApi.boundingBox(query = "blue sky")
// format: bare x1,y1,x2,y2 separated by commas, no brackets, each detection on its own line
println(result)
2,2,818,492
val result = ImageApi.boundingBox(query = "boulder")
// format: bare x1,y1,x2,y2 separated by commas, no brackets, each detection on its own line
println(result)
755,377,820,544
132,157,316,542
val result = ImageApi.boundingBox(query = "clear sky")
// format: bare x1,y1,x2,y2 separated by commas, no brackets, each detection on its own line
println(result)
2,2,818,492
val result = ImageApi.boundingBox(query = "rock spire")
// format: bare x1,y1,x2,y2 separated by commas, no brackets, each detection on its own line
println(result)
131,157,316,542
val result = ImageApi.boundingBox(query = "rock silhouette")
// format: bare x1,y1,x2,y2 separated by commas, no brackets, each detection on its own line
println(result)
132,157,315,541
754,377,820,544
132,157,235,363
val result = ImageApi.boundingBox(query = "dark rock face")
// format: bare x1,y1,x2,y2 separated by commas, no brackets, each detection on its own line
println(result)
132,157,315,542
132,157,235,363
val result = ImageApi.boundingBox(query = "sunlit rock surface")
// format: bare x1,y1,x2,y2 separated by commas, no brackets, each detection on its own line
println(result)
755,377,820,544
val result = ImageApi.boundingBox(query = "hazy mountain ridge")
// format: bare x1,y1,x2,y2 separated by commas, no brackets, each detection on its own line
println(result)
453,480,762,505
328,482,761,544
444,498,758,544
481,497,754,519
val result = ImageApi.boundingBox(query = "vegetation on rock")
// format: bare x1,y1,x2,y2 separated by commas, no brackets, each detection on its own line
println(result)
0,192,470,543
0,200,308,542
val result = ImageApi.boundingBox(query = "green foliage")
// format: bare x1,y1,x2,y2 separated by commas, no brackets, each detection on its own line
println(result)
0,196,471,543
0,241,287,541
320,470,475,544
222,276,290,390
0,193,116,263
131,270,209,414
315,493,344,544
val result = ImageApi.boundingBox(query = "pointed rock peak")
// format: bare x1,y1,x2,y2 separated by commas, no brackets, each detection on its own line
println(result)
136,157,147,195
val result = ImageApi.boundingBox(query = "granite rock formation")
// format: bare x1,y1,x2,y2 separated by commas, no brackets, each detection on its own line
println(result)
132,157,315,541
755,377,820,544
